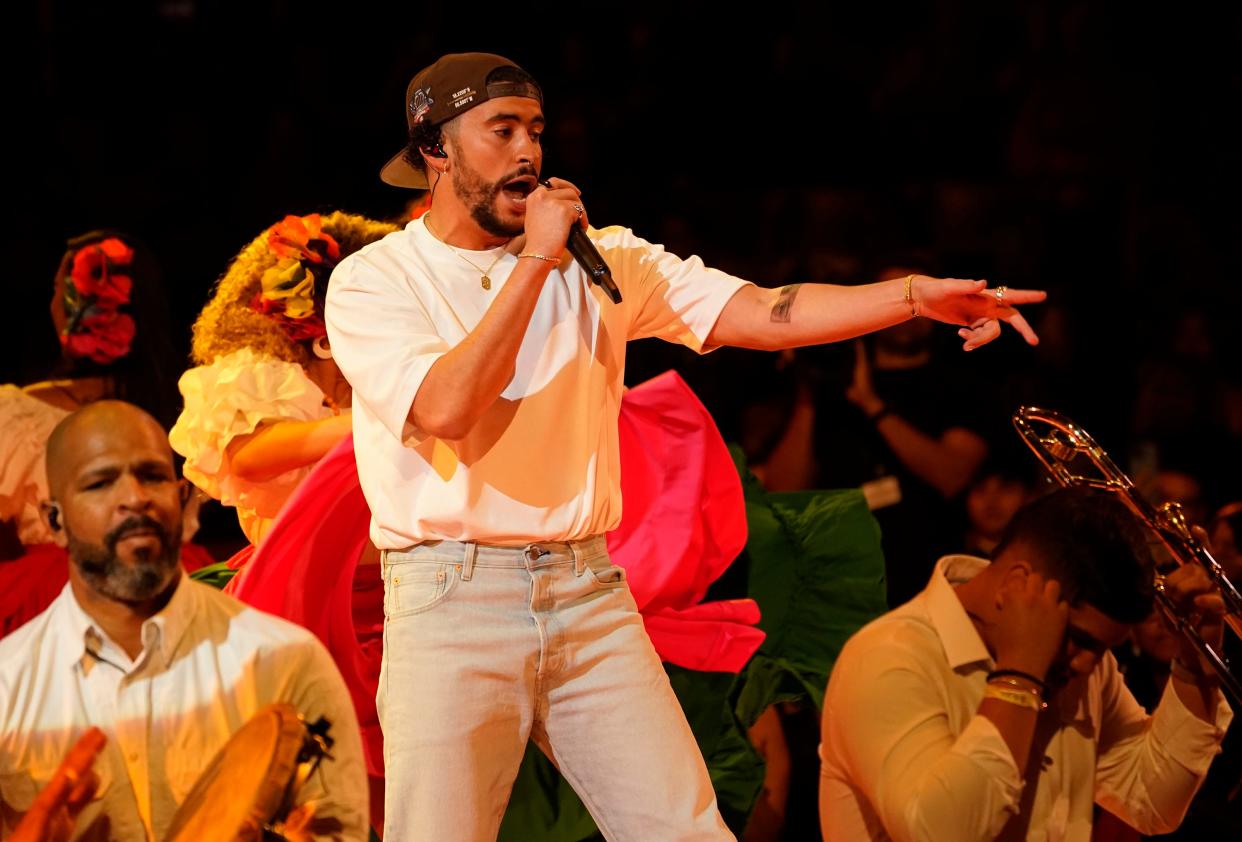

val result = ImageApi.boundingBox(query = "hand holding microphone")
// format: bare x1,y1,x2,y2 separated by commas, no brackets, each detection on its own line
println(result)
528,178,621,304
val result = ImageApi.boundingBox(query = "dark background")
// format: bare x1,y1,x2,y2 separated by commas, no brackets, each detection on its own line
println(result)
7,5,1240,837
7,1,1241,480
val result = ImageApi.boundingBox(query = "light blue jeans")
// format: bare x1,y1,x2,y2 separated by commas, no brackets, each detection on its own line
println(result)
377,537,734,841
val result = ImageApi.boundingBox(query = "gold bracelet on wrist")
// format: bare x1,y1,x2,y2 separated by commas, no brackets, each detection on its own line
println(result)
903,274,919,317
983,680,1047,711
517,252,560,263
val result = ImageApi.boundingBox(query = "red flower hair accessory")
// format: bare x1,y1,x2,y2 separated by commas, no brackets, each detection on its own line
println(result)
250,214,342,342
60,238,137,364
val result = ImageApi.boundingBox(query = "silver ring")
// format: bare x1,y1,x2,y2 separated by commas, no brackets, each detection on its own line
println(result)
572,203,584,217
994,285,1008,307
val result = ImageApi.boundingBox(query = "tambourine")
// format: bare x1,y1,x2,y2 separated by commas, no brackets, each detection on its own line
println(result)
164,703,333,842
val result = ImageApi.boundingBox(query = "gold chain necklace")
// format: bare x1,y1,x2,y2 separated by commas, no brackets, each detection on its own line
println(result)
424,215,511,291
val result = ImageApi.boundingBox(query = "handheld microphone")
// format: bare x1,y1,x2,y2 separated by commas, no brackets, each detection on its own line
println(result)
539,180,622,304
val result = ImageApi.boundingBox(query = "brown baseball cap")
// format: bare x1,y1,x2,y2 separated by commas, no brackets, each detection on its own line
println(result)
379,52,544,189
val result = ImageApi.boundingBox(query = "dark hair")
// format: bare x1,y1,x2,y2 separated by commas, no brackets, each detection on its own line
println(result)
405,119,446,174
53,230,180,428
992,487,1155,623
967,444,1041,491
1213,502,1242,543
403,65,542,176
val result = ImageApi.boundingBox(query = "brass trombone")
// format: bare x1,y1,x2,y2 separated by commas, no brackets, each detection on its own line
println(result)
1013,406,1242,705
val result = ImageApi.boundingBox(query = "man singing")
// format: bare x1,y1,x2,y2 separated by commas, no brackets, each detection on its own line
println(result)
326,52,1044,841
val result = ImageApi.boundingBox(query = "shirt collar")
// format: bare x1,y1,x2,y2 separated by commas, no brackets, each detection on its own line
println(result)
57,572,195,672
924,554,994,671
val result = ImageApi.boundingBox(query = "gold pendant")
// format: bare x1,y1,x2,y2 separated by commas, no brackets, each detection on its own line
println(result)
481,275,491,290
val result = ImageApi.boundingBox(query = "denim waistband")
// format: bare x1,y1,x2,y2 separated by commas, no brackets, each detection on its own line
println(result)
383,535,609,571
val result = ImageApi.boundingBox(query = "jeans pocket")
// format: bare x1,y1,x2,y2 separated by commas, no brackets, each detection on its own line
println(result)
384,561,457,618
583,554,627,588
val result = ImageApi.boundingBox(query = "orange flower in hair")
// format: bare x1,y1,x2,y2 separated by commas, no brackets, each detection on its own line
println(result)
250,214,341,342
267,214,341,264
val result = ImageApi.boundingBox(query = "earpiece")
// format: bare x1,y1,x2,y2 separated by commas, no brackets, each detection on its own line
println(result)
311,336,334,360
421,143,447,160
47,502,62,531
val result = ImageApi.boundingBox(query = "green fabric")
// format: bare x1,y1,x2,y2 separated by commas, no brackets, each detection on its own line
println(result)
738,455,889,711
499,750,602,842
497,666,761,841
497,450,887,841
188,560,238,590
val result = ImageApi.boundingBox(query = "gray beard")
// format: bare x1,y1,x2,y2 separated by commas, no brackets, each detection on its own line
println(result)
69,521,181,602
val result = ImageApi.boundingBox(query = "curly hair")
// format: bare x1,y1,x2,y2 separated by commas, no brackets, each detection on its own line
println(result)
190,211,399,366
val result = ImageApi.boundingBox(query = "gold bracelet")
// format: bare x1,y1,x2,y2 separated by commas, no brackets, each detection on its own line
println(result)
903,274,918,317
517,252,560,263
983,682,1047,711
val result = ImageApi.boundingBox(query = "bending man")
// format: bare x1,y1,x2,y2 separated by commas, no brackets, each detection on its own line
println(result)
820,487,1232,841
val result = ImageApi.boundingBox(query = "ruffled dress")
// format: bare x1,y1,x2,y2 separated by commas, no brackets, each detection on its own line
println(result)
0,385,67,548
169,347,335,546
0,387,69,636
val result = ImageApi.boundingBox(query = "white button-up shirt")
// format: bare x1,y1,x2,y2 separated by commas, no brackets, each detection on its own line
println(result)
820,555,1232,842
0,576,368,841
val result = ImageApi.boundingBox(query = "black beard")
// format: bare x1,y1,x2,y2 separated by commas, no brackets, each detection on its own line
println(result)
452,157,536,239
69,514,181,602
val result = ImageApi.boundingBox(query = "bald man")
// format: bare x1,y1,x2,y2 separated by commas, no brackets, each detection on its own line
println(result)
0,401,368,841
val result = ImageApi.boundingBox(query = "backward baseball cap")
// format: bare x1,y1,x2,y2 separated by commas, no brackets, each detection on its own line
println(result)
379,52,544,189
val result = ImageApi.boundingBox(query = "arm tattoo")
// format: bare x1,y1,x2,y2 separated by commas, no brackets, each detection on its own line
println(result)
770,284,802,323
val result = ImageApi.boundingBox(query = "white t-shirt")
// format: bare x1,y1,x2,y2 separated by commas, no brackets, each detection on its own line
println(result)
325,218,751,548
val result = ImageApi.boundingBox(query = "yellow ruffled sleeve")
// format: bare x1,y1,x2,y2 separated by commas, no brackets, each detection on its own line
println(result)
169,348,331,544
0,385,69,546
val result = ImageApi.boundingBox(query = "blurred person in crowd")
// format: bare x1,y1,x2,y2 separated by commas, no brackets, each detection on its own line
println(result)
962,452,1039,558
1209,501,1242,582
1135,438,1212,531
815,264,992,607
1132,308,1240,505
